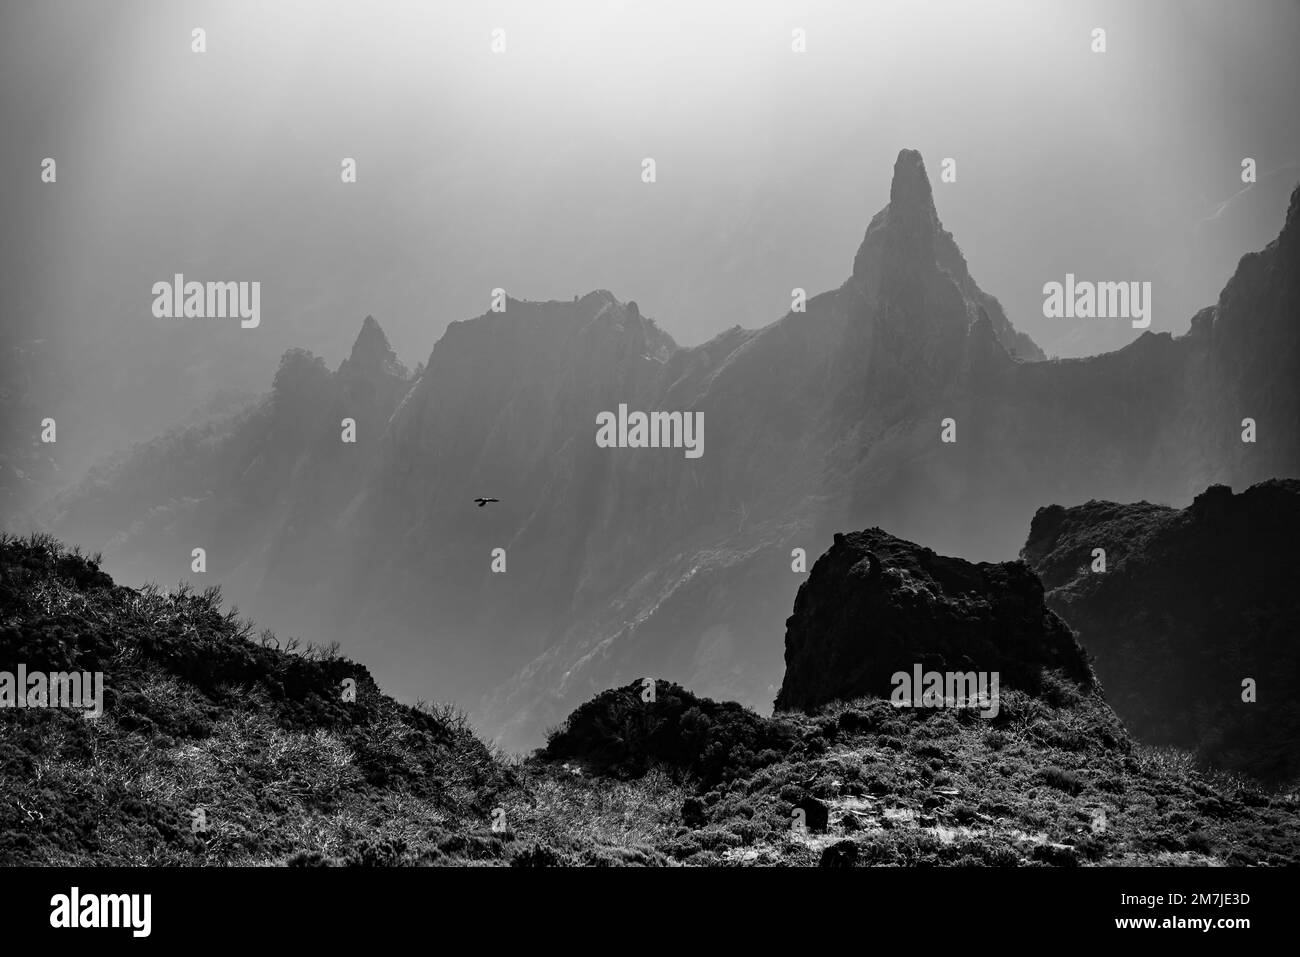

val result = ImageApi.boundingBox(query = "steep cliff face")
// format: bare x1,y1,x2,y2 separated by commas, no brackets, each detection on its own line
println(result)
775,528,1093,714
43,152,1300,752
1022,480,1300,783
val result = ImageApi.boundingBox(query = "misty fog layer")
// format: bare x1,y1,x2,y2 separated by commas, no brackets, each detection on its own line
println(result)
4,0,1299,491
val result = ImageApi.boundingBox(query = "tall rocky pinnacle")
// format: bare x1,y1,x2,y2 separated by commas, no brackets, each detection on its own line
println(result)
853,150,936,275
847,149,1042,365
883,148,941,256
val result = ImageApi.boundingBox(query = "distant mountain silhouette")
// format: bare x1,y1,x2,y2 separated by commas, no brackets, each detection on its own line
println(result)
43,150,1300,752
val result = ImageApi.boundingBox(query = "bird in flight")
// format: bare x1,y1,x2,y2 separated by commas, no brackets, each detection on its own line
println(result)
474,497,500,507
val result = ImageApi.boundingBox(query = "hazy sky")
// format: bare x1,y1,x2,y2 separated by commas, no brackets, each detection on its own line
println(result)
4,0,1300,479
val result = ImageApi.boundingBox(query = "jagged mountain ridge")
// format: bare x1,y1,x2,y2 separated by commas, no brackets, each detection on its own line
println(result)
42,150,1300,752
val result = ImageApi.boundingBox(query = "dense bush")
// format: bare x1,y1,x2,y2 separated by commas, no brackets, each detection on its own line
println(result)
542,680,799,788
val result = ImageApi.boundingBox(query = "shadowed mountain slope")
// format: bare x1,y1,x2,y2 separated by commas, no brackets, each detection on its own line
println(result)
1022,479,1300,784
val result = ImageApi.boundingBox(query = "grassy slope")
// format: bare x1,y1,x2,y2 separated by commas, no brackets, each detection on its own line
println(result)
2,534,1296,866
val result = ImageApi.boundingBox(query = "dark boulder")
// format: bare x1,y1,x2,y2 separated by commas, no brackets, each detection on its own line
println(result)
775,528,1093,713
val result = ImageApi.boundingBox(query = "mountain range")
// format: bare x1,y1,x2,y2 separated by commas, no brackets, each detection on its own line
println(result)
40,149,1300,752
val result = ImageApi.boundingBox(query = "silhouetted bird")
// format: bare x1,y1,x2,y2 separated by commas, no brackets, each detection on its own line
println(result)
474,497,500,507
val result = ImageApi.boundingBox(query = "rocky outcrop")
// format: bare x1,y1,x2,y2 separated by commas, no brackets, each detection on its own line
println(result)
1022,479,1300,783
776,528,1093,713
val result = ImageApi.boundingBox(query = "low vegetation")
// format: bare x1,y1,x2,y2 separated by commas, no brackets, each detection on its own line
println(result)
3,533,1296,866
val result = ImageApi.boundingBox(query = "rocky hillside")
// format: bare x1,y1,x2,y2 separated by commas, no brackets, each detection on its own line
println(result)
41,152,1300,752
3,532,1297,867
1022,480,1300,785
0,532,514,865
